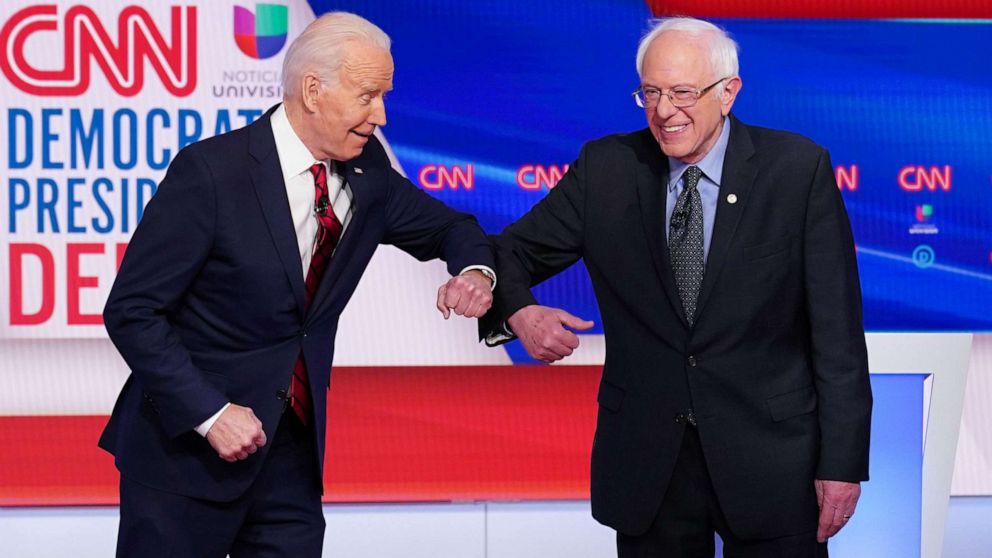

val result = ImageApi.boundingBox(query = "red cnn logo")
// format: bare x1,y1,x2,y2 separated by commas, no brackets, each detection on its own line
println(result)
898,165,952,192
419,164,474,190
517,164,569,191
835,164,858,192
0,5,197,97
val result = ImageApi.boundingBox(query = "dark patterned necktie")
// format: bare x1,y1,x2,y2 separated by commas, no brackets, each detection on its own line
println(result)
669,165,704,327
289,162,344,425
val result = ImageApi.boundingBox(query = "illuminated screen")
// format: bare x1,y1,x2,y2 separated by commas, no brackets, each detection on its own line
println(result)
319,1,992,357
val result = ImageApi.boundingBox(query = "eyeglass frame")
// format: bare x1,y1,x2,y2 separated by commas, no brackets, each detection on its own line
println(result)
632,77,732,109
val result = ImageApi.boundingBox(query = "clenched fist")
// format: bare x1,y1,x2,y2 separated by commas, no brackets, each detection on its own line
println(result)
436,270,493,319
206,404,267,462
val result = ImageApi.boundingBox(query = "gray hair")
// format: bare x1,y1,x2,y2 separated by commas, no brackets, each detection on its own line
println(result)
281,12,391,97
635,17,739,84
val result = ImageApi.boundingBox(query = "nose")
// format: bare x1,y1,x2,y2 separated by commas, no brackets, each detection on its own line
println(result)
653,94,679,120
369,97,387,127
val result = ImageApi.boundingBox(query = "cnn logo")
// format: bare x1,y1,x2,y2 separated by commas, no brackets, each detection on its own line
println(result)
0,5,197,97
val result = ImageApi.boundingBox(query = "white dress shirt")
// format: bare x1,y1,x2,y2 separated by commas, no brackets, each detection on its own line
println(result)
270,104,355,274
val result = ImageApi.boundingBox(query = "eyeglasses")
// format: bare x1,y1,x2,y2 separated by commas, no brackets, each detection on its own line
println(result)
632,77,730,109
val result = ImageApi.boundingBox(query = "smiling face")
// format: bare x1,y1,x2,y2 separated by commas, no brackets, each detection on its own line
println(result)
641,31,741,164
298,40,393,161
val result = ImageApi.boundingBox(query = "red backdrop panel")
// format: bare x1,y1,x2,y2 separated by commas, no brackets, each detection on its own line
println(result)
0,365,601,506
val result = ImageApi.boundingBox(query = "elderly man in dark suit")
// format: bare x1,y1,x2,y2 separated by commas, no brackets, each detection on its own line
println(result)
100,12,495,558
483,16,871,558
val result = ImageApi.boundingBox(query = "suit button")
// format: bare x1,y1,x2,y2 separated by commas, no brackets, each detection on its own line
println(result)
687,355,697,367
276,388,287,400
674,413,686,424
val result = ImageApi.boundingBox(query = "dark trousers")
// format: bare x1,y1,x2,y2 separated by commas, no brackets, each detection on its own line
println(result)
117,413,325,558
617,425,827,558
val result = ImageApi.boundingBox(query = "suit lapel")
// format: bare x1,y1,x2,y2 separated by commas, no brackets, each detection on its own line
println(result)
247,112,307,320
695,116,757,321
305,162,374,321
633,132,688,327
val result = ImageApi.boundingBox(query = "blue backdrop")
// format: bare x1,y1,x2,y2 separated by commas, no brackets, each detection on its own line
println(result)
311,1,992,341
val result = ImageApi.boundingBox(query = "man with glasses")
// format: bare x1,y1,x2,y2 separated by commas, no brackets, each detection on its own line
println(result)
482,16,871,557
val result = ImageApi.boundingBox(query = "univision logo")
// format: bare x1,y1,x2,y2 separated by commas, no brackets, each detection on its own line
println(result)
909,204,938,235
234,4,288,59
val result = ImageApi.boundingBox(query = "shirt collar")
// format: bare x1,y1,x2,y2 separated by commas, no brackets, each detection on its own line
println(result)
270,104,324,181
667,115,731,192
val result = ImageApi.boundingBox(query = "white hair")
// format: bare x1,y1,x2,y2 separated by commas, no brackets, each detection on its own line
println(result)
635,17,739,86
281,12,391,97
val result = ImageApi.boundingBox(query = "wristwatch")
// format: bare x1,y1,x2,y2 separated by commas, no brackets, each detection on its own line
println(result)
474,267,496,287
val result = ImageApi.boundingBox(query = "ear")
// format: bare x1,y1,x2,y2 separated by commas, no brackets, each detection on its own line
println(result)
301,72,323,113
720,76,742,116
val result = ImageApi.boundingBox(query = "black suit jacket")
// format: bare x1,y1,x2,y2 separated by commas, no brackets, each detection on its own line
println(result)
100,107,494,502
485,115,871,539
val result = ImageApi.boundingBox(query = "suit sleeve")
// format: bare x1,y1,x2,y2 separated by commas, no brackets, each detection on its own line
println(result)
381,167,494,276
103,146,228,439
803,148,873,482
479,144,589,339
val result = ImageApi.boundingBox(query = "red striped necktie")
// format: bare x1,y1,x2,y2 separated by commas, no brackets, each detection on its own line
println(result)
289,162,344,425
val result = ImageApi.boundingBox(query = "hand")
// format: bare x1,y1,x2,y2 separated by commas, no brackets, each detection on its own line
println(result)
507,305,594,363
436,271,493,319
206,404,267,462
815,479,861,542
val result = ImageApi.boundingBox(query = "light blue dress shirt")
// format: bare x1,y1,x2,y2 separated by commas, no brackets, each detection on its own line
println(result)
665,116,731,264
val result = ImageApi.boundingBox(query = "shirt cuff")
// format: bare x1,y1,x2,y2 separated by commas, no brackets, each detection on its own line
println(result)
459,265,497,290
194,403,231,437
484,320,516,346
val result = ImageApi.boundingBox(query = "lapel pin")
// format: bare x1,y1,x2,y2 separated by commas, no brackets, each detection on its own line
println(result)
726,193,738,204
354,167,363,174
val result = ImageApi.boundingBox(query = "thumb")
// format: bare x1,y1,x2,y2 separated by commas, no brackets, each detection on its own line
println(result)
556,310,594,331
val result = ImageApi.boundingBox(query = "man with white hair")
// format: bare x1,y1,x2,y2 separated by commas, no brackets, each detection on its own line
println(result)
483,16,871,557
101,12,495,557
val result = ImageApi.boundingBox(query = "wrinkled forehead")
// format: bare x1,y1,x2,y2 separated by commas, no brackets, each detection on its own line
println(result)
642,32,715,83
339,41,393,80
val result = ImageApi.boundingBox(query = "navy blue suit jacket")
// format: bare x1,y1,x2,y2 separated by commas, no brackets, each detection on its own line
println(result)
100,108,493,502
